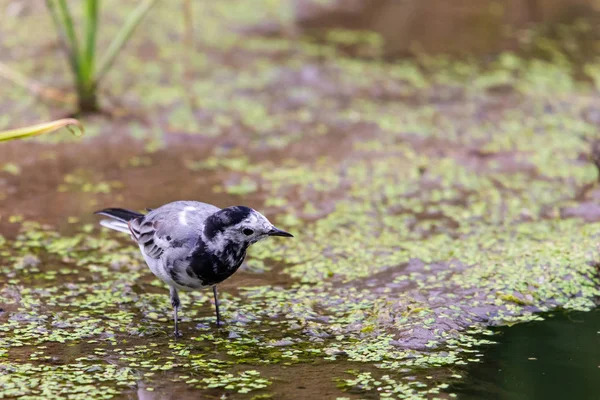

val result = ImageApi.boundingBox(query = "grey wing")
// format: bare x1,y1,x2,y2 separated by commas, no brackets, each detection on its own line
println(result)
129,201,220,260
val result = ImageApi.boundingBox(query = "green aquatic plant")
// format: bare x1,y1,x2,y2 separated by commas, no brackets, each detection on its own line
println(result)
0,118,84,142
44,0,158,112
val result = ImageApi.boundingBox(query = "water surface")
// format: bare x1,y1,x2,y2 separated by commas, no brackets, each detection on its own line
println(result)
454,310,600,400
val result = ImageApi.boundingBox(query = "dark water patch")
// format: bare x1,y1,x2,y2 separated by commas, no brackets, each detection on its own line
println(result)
452,309,600,400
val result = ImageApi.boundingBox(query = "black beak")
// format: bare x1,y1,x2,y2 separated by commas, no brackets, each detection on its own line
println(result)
268,227,294,237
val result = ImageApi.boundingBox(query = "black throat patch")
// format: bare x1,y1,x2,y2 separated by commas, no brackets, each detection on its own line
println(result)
185,239,249,286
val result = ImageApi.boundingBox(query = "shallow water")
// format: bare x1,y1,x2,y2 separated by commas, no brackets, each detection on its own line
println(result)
454,309,600,400
3,1,600,398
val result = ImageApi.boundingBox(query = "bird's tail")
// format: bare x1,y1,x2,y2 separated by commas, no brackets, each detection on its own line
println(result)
95,208,144,234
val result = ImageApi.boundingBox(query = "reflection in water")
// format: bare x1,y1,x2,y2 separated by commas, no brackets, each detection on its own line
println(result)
454,310,600,400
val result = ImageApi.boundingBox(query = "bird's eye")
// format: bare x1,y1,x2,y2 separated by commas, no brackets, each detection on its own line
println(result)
243,228,254,236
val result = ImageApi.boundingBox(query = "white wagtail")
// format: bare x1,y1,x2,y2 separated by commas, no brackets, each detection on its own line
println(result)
95,201,293,337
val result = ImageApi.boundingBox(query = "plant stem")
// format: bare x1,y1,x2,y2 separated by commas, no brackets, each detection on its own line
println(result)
55,0,82,76
44,0,157,113
45,0,77,72
95,0,158,85
78,87,99,113
83,0,98,88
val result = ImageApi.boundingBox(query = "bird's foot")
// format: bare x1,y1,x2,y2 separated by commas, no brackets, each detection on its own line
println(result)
173,330,183,339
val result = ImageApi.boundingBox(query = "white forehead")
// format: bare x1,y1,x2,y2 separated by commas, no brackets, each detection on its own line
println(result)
238,210,272,230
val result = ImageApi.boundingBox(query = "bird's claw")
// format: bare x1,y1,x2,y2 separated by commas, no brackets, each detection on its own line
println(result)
173,330,183,339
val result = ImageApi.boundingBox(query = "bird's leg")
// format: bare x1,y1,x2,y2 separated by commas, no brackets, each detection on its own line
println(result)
170,287,183,338
212,285,223,327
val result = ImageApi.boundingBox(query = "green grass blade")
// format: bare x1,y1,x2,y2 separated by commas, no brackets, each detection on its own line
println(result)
82,0,98,88
95,0,158,84
0,119,84,143
55,0,82,77
45,0,78,73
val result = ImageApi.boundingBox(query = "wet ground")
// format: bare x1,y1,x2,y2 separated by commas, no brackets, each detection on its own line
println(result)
1,0,600,399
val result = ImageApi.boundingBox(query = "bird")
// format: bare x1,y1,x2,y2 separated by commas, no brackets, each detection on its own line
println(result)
94,201,293,337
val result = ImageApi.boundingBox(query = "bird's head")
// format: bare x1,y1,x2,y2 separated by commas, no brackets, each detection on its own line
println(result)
204,206,293,246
